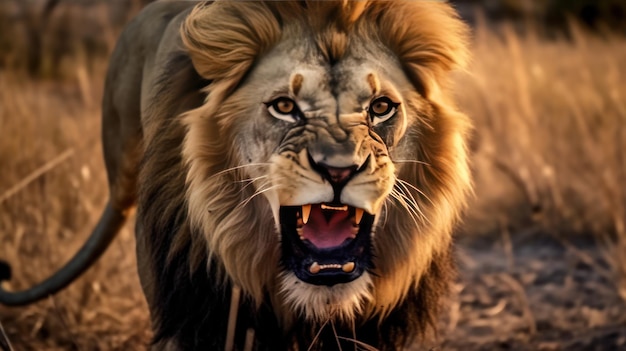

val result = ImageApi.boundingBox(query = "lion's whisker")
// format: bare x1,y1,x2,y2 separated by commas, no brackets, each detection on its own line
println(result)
395,178,434,206
401,191,428,226
392,159,431,166
389,188,425,228
393,179,430,224
236,175,269,194
390,194,420,229
237,183,279,209
236,175,268,183
394,179,427,226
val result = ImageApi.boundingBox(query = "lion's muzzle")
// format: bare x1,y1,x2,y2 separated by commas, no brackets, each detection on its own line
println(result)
278,149,376,286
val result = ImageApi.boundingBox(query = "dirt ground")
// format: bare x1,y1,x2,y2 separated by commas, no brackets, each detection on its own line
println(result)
439,232,626,351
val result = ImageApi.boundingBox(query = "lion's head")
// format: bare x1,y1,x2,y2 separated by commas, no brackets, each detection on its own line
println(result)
179,0,471,327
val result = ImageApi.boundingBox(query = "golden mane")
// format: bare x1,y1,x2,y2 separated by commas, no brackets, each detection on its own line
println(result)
182,0,469,101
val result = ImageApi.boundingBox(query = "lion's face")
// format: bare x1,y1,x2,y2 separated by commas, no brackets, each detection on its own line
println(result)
181,1,471,325
225,35,425,320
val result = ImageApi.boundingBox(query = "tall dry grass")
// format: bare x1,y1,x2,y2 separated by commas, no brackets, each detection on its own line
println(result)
0,2,150,350
0,62,151,350
0,6,625,350
459,18,626,299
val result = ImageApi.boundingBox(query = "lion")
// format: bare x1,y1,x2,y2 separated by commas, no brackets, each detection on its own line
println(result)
0,1,471,350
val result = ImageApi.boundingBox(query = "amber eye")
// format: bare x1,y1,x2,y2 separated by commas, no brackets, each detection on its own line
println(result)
368,96,399,124
371,99,390,115
276,99,295,114
265,97,300,123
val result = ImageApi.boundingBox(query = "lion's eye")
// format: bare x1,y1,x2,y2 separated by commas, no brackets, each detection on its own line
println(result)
368,96,399,125
266,97,300,123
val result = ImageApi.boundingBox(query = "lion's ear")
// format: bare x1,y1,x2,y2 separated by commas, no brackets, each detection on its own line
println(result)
181,2,281,113
369,2,470,100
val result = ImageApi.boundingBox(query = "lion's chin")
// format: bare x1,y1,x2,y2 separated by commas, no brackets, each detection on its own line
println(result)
279,271,374,322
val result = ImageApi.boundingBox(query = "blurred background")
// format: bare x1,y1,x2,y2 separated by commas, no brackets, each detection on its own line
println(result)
0,0,625,350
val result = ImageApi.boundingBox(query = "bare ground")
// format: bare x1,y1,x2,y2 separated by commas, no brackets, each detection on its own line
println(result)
440,232,626,351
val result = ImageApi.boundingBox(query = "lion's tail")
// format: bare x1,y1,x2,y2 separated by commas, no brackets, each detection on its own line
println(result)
0,201,127,306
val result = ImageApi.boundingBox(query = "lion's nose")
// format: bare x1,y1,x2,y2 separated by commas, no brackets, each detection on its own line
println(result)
322,164,358,185
307,151,365,186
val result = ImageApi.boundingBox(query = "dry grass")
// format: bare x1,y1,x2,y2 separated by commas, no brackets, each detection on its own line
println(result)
0,6,625,351
0,63,151,350
460,17,626,299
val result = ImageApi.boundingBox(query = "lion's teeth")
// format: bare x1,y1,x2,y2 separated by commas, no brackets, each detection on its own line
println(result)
296,227,303,239
309,262,320,274
355,208,364,225
342,262,355,273
302,204,311,224
321,204,348,211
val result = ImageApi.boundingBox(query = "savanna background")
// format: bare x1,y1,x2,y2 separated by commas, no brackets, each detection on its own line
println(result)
0,0,625,350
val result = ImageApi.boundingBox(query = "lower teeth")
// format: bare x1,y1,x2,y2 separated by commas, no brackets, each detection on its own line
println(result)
308,261,355,274
342,262,355,273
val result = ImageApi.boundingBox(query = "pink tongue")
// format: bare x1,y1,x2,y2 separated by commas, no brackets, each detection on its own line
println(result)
302,205,354,249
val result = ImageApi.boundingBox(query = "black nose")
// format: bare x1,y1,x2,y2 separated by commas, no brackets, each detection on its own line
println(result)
307,152,366,186
322,164,358,184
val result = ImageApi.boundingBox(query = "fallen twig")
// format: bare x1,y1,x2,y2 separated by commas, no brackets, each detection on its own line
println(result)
0,149,74,204
0,318,14,351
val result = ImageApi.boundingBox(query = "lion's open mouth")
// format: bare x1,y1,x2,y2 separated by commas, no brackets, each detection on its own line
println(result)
280,203,374,286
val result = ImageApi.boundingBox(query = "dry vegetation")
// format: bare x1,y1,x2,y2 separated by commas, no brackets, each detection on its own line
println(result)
0,3,625,350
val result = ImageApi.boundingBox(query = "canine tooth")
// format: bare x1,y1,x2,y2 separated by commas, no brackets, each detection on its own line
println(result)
309,262,320,274
302,204,311,224
321,204,348,211
354,208,364,224
296,227,303,238
342,262,355,273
